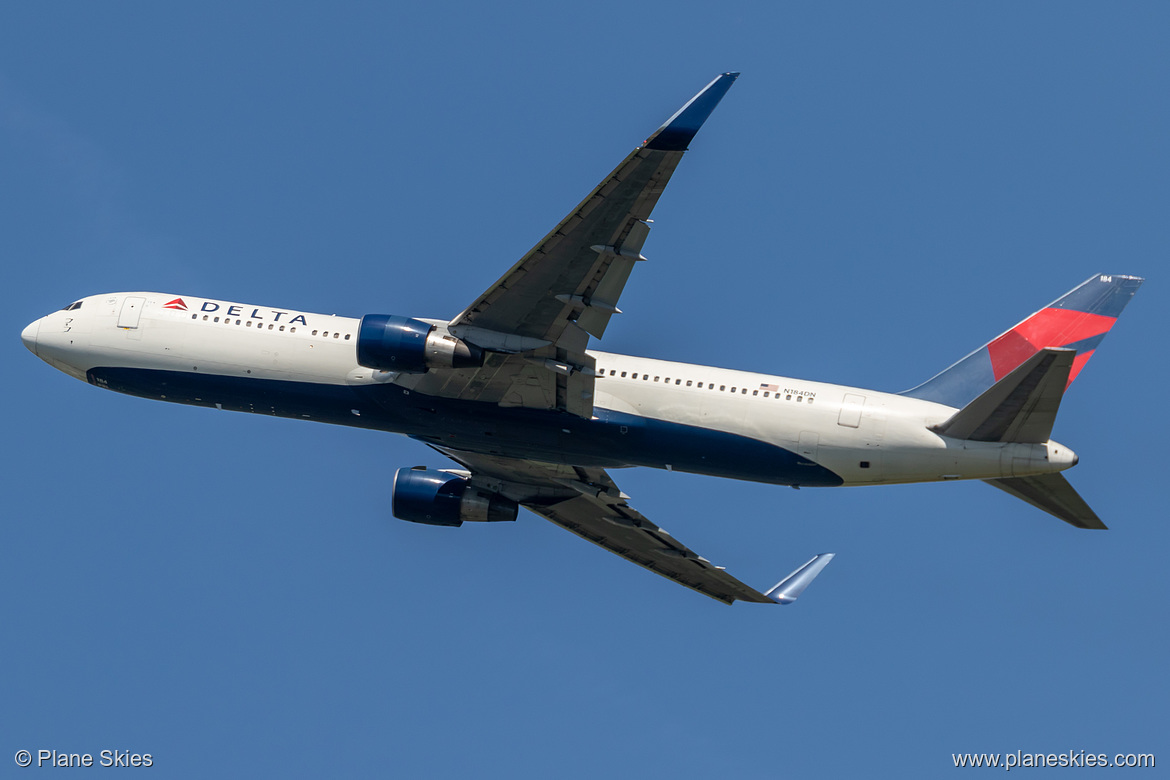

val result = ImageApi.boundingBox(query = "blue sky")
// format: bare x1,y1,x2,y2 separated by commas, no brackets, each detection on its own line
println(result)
2,3,1166,776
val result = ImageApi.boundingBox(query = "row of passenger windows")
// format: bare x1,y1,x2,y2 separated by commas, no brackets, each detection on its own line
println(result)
191,313,352,340
596,368,815,403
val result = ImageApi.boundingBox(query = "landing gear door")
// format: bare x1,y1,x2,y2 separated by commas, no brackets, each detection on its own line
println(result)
118,297,146,329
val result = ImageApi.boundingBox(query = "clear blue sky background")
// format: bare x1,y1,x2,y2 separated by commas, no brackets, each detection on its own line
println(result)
2,3,1166,777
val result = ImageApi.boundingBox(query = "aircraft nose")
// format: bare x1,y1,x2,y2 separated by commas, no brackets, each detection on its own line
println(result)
21,318,40,356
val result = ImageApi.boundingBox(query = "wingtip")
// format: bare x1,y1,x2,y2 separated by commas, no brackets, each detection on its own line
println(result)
765,553,835,605
643,72,739,152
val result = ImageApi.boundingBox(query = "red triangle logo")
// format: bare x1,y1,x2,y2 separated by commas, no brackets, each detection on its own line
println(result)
163,297,188,311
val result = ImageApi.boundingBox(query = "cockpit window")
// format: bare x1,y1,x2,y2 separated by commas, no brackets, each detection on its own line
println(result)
61,301,83,311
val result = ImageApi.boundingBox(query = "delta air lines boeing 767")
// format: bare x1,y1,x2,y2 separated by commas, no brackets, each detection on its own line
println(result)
21,74,1143,604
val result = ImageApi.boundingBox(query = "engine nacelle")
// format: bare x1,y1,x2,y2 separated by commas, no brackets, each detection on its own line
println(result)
391,467,518,527
357,314,483,373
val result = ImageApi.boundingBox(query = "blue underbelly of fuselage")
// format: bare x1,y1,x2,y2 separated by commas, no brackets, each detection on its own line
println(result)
87,367,843,487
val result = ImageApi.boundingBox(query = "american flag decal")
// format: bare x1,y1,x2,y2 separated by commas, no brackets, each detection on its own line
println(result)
759,383,779,392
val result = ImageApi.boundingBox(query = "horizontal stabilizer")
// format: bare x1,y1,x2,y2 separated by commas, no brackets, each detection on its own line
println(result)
932,348,1073,443
765,553,836,604
984,473,1106,530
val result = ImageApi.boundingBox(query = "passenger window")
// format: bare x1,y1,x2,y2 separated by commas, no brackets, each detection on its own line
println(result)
191,314,197,320
730,387,736,393
807,397,814,405
654,376,659,382
763,391,769,397
643,375,648,381
247,321,253,327
675,379,680,385
214,317,220,322
742,388,747,395
312,330,318,336
609,370,616,376
345,333,351,340
797,396,803,402
686,380,692,387
269,324,274,330
621,372,627,378
786,394,792,401
720,385,726,391
202,315,209,321
333,332,339,338
235,319,241,325
631,373,638,379
279,325,285,331
290,327,296,333
753,390,759,396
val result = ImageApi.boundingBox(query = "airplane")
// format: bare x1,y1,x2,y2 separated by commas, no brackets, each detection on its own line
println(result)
21,73,1143,606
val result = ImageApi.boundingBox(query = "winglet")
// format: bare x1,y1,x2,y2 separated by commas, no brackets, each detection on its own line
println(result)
765,553,836,605
644,72,739,151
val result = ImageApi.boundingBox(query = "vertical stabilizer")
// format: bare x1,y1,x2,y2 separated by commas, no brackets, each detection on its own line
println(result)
901,274,1142,409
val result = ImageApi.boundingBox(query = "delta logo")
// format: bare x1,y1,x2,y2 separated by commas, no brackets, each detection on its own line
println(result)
163,298,188,311
198,300,309,326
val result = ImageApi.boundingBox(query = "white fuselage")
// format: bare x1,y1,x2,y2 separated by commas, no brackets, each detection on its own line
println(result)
22,292,1078,488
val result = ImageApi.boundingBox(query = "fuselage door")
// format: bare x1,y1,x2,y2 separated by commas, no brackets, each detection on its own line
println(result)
117,297,146,329
838,393,865,428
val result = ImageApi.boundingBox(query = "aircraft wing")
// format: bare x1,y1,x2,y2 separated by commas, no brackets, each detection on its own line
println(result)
429,445,833,605
404,74,739,418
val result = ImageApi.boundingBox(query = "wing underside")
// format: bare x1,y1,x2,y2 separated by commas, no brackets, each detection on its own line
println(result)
428,445,833,605
404,74,741,419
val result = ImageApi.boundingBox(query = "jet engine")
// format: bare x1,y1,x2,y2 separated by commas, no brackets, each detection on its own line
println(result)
357,314,483,373
391,467,518,527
